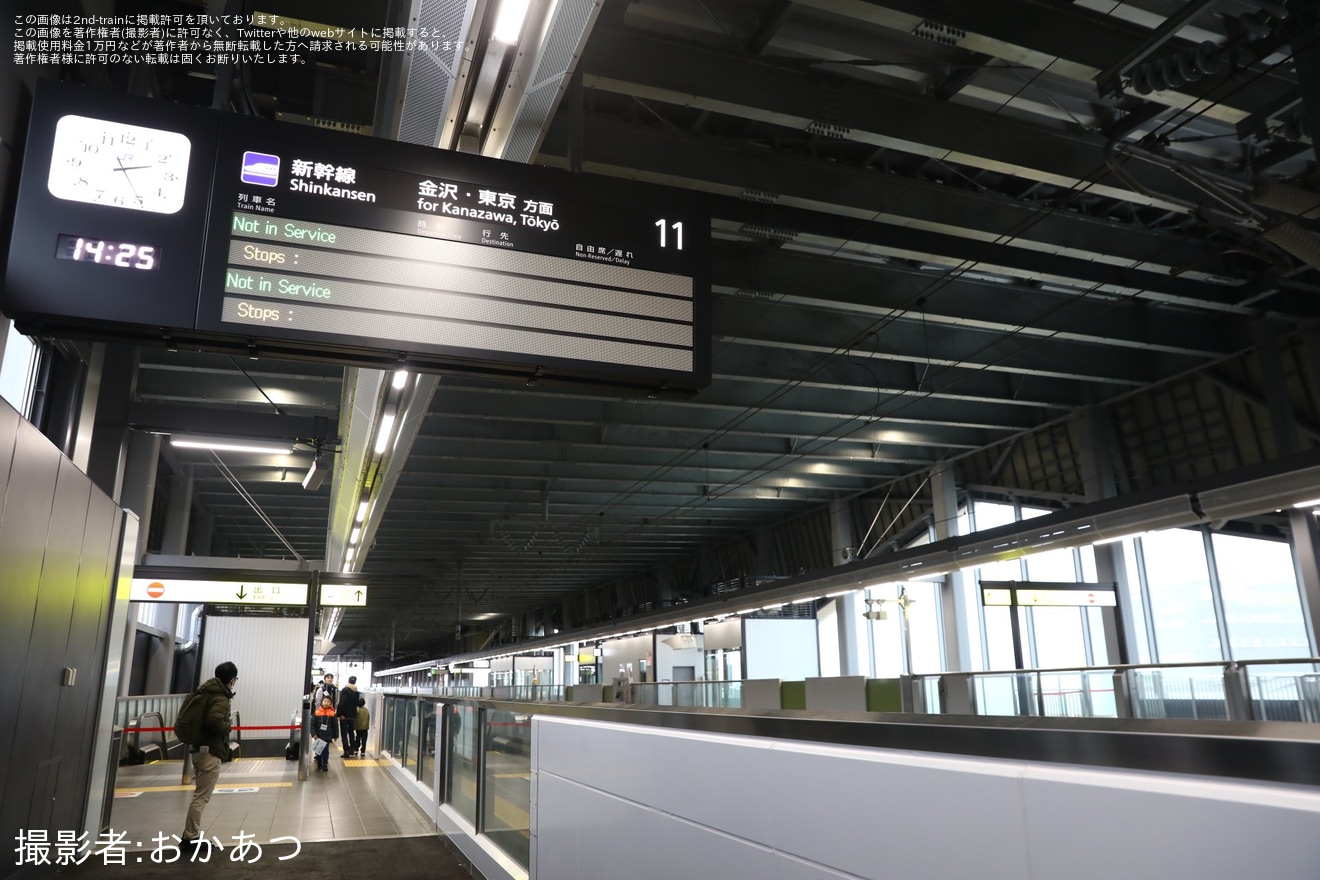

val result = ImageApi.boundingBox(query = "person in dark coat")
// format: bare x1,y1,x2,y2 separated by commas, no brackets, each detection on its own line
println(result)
312,695,339,771
336,675,359,757
314,672,337,708
182,661,237,846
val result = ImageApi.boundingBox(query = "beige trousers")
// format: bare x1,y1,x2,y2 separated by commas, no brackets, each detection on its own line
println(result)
184,749,222,839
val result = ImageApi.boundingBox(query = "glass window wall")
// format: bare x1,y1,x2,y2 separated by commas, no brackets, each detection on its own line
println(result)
1211,533,1310,659
1140,529,1221,662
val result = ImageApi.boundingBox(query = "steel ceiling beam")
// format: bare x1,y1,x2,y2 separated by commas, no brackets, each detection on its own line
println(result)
707,244,1246,357
791,0,1295,116
577,26,1210,208
541,116,1235,279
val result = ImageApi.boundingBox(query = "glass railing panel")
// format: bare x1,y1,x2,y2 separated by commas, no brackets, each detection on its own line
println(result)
1033,670,1118,718
1128,667,1228,720
1244,663,1320,722
975,673,1036,716
445,704,480,825
1084,670,1119,717
483,709,532,869
919,676,942,713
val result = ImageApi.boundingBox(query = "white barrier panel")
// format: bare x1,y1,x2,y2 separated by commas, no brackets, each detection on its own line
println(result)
531,716,1320,880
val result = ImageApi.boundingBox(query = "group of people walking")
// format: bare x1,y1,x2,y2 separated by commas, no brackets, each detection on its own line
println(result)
312,673,369,772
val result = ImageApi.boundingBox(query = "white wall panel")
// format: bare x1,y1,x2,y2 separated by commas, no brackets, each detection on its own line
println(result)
767,743,1030,879
532,715,1320,880
199,615,308,740
1021,765,1320,880
744,618,818,680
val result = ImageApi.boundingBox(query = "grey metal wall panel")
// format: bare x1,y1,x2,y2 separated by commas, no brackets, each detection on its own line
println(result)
68,493,121,844
0,424,62,849
200,616,310,740
52,465,114,835
18,455,92,832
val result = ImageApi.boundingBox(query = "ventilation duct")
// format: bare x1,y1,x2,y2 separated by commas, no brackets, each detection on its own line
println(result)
175,605,204,652
481,0,603,162
395,0,479,147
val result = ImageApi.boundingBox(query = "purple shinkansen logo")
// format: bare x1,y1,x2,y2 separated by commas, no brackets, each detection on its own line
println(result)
241,151,280,187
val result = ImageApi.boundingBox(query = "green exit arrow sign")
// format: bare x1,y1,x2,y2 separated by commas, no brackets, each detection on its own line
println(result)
320,583,368,607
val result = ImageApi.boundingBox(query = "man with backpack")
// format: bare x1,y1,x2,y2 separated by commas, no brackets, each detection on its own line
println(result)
175,661,238,849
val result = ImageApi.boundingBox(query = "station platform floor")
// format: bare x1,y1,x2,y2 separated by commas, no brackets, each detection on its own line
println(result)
41,749,476,879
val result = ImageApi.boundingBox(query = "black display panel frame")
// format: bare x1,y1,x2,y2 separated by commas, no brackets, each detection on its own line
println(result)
4,80,219,331
196,113,710,391
3,81,711,396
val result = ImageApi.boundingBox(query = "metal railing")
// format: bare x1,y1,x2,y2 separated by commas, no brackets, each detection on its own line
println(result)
384,657,1320,724
114,693,187,732
919,657,1320,722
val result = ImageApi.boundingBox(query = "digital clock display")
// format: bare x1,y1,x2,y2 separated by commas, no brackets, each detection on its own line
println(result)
55,234,159,270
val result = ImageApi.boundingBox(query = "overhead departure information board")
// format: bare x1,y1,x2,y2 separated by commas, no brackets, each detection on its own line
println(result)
4,80,710,393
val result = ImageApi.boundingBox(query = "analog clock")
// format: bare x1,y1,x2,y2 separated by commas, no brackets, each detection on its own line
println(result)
46,114,192,214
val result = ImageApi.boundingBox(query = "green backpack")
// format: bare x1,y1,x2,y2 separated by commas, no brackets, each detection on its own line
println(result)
173,691,210,745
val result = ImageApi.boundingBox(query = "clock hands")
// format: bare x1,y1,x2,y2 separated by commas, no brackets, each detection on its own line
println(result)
113,155,147,200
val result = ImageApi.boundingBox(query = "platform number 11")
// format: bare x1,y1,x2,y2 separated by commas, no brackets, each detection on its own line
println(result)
655,219,684,250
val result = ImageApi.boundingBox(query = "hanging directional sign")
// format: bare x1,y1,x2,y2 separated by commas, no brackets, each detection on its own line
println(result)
129,577,308,605
980,581,1117,608
320,583,368,607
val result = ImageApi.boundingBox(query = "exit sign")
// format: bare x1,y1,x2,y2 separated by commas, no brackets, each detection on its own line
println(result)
321,583,368,606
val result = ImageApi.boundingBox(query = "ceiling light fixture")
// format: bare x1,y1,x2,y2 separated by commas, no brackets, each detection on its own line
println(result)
355,500,369,523
170,434,292,455
373,413,396,454
492,0,531,43
392,369,410,390
349,526,361,545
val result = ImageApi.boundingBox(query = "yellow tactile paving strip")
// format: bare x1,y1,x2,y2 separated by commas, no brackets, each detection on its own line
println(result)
117,782,295,793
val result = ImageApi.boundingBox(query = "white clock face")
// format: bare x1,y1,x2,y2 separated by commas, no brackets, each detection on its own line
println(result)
47,115,192,214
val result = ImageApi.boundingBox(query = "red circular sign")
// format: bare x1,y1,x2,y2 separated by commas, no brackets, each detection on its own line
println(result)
147,582,165,599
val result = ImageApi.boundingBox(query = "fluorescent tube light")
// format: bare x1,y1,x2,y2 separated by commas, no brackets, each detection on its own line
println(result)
374,413,396,454
1292,498,1320,509
344,547,355,564
349,526,361,545
355,500,369,523
392,369,409,390
492,0,531,43
171,435,291,455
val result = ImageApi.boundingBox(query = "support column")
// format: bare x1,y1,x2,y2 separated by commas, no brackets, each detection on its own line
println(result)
1288,0,1320,165
84,345,139,500
755,525,777,576
116,431,161,696
120,432,161,563
829,498,862,676
931,463,972,671
1073,405,1138,664
160,471,194,555
189,510,215,556
1254,322,1320,653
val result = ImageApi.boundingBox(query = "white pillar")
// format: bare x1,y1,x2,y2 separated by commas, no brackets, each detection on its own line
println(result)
830,498,863,676
932,464,973,671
